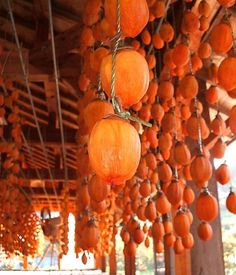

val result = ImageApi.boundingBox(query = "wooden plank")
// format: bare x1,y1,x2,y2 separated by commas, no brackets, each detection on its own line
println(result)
19,109,48,124
22,145,55,161
62,108,78,121
175,250,191,275
60,95,78,109
21,168,77,180
62,119,79,129
17,89,47,106
17,99,48,116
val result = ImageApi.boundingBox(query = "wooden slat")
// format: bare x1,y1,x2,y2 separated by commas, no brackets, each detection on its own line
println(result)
62,108,78,121
22,150,54,166
18,89,47,106
60,95,78,109
17,99,48,116
19,109,48,124
63,119,79,129
22,145,55,161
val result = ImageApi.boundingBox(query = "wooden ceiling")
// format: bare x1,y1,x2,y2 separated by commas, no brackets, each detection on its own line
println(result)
0,0,235,210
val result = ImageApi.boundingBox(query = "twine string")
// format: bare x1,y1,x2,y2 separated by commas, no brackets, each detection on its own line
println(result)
109,0,152,127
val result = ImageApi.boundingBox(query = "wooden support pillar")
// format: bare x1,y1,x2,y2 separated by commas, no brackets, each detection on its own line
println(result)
23,255,28,270
101,256,107,273
109,233,117,275
96,255,107,272
165,241,191,275
175,250,191,275
189,80,225,275
125,255,136,275
164,245,175,275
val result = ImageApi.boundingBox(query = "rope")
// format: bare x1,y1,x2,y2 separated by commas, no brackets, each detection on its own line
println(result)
48,0,68,186
7,0,60,211
110,0,151,127
111,0,121,110
194,97,204,154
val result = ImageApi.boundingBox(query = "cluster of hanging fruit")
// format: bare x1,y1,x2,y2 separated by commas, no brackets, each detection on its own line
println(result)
74,0,236,257
0,182,40,257
0,77,41,257
59,184,70,257
74,168,118,261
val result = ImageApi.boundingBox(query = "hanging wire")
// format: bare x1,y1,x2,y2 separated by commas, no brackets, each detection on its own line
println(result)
7,0,60,210
48,0,68,186
110,0,121,111
147,0,172,55
110,0,151,127
194,97,204,154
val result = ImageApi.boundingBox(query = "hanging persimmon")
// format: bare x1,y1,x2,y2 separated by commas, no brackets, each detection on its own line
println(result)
181,10,200,34
197,221,213,241
100,49,149,108
152,219,165,242
104,0,149,38
172,43,190,67
174,237,184,254
88,175,110,202
182,233,194,249
88,116,141,185
229,105,236,135
183,185,195,205
196,190,218,222
178,75,198,99
173,211,190,238
81,220,100,250
198,0,211,17
209,22,232,54
215,163,231,185
226,191,236,214
211,113,226,135
211,138,226,159
166,179,183,206
159,22,174,42
155,191,171,214
190,154,212,187
174,141,191,166
84,100,114,133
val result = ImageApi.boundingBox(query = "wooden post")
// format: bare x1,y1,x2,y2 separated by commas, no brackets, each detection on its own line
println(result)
189,80,225,275
164,246,175,275
125,255,136,275
175,250,191,275
23,255,28,270
189,169,225,275
109,233,117,275
101,256,107,273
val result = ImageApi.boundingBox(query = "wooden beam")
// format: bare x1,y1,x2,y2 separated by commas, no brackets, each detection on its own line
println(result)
17,98,48,116
29,23,82,66
22,168,77,181
19,109,48,124
21,125,76,142
0,15,35,45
